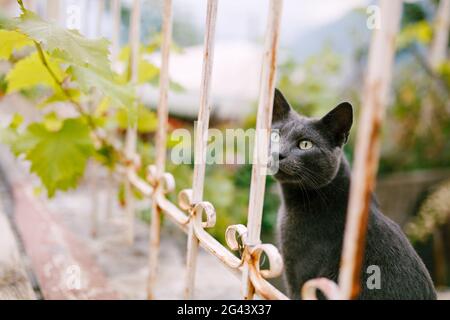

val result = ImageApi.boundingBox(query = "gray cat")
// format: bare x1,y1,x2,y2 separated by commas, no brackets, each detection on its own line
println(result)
272,88,436,300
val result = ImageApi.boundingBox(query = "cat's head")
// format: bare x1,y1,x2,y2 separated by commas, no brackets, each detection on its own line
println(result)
271,88,353,188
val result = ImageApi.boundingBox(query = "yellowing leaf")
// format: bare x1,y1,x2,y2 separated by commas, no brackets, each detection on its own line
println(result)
116,105,157,133
16,118,94,197
15,10,111,75
43,112,63,131
37,89,80,108
6,51,64,93
139,60,159,83
10,113,24,129
0,30,32,60
94,97,111,117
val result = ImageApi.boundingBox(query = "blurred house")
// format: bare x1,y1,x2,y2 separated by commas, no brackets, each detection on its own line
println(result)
140,41,263,120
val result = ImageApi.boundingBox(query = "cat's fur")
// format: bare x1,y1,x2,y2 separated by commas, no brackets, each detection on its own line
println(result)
272,88,436,300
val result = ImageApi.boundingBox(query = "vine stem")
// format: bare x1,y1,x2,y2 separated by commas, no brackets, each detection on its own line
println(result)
35,43,91,125
17,0,25,11
34,41,126,160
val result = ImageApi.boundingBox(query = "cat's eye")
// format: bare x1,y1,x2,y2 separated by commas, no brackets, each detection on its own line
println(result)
298,140,313,150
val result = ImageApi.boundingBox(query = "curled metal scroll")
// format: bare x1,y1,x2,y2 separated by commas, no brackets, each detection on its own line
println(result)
226,224,284,290
302,278,342,300
250,243,283,279
146,165,175,194
178,188,216,229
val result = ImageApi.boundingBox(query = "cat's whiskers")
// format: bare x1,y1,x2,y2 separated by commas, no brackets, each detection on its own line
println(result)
294,165,330,209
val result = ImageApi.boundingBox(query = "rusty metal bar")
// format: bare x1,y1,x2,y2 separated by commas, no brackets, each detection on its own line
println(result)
428,0,450,68
338,0,403,300
46,0,59,23
419,0,450,128
184,0,219,300
96,0,104,37
124,0,140,245
147,0,173,300
89,0,106,239
105,0,121,220
243,0,283,300
89,163,99,237
111,0,121,65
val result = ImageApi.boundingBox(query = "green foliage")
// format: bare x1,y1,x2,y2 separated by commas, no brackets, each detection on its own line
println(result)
379,67,450,174
14,10,111,75
0,74,7,96
397,21,432,49
401,2,427,26
12,118,94,197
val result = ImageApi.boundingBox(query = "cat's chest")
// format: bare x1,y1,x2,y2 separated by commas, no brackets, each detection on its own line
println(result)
278,204,345,248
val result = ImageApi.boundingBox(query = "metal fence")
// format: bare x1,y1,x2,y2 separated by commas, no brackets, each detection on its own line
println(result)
112,0,403,300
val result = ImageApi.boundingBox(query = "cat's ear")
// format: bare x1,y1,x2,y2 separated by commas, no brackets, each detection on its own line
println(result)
321,102,353,144
273,88,291,123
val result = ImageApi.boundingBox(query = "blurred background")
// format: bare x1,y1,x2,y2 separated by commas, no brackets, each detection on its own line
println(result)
0,0,449,299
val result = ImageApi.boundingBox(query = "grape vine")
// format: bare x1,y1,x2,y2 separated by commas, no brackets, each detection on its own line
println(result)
0,0,159,197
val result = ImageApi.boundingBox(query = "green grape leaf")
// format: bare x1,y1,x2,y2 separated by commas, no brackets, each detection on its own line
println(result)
68,65,134,108
15,10,111,75
15,118,94,197
6,51,64,93
0,30,32,60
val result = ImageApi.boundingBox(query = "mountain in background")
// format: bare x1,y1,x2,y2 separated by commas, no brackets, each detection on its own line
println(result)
290,8,370,62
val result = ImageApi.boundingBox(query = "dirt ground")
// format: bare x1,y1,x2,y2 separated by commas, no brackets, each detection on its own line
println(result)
44,171,242,300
